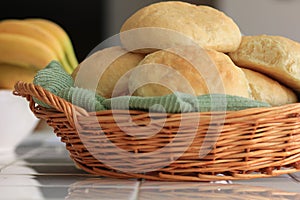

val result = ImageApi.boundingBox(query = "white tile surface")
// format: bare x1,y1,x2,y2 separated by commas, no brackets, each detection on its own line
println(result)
234,177,300,193
0,164,88,175
66,184,140,200
0,186,45,200
0,175,41,186
139,181,300,200
0,177,140,200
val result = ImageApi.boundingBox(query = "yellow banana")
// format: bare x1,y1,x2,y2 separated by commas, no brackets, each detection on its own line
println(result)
25,18,79,70
0,33,58,69
0,63,38,89
0,19,73,74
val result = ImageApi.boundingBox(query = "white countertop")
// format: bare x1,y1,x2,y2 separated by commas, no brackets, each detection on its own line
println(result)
0,124,299,200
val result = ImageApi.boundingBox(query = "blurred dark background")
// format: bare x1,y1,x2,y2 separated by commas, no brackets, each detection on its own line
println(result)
0,0,216,63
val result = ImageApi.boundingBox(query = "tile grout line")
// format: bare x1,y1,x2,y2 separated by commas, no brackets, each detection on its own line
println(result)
0,143,66,173
129,181,141,200
0,147,43,171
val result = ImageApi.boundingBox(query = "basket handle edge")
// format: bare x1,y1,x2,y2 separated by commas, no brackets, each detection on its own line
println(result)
13,81,89,126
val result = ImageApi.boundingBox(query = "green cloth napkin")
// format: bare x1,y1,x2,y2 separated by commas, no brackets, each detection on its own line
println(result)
33,60,74,108
103,93,270,113
58,87,106,112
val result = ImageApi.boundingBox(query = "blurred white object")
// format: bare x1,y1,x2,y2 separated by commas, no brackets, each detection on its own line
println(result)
0,90,39,152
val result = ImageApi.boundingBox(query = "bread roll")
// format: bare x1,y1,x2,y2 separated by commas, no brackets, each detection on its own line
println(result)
229,35,300,91
72,46,144,98
241,68,298,106
120,2,241,53
128,46,250,98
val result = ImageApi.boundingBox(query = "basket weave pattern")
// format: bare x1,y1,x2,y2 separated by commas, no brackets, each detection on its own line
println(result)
14,81,300,181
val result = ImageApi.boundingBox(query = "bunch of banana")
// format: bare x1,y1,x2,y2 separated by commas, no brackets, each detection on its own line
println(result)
0,18,78,89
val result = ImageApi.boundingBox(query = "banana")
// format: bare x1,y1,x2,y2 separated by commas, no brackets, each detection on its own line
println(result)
0,33,58,69
0,63,38,89
25,18,79,70
0,19,73,74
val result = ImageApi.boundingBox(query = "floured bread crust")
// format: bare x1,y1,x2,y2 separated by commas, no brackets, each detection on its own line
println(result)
72,46,144,98
120,1,241,53
128,46,250,98
229,35,300,91
241,68,298,106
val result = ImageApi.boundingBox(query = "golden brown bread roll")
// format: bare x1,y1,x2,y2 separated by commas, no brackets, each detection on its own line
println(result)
229,35,300,91
241,68,298,106
72,46,144,98
128,46,250,98
120,2,241,53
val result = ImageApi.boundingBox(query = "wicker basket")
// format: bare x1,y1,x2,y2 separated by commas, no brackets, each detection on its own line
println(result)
13,81,300,181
